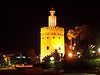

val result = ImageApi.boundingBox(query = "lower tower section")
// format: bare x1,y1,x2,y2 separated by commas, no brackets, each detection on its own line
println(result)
40,27,65,62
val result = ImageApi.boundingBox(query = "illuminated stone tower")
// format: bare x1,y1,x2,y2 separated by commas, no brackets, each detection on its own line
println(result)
40,8,65,62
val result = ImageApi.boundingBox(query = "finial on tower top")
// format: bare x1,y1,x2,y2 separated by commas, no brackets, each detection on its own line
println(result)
50,7,55,16
51,7,54,10
51,0,55,10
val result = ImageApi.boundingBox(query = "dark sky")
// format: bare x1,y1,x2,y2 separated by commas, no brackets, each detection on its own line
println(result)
0,1,100,53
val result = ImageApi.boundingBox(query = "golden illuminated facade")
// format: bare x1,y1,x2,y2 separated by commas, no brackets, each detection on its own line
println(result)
40,8,65,62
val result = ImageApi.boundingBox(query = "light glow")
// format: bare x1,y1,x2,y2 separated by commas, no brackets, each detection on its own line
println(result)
77,52,80,55
68,52,73,57
50,57,54,61
98,48,100,52
92,51,96,53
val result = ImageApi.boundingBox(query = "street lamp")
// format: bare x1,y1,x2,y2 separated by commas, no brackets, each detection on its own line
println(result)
50,57,54,61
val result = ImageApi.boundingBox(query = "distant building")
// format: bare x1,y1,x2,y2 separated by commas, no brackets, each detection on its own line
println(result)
40,8,65,62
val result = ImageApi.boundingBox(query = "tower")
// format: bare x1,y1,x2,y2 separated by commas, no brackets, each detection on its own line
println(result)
40,8,65,62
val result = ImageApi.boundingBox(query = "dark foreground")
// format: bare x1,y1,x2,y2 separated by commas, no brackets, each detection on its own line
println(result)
1,67,100,75
0,68,63,75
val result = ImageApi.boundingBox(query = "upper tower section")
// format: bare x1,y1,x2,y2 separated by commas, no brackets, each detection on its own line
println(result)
48,8,57,27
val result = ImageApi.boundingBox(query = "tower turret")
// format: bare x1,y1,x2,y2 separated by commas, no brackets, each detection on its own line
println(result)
48,8,57,27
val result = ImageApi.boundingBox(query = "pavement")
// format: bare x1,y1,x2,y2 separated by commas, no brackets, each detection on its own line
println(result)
64,69,100,74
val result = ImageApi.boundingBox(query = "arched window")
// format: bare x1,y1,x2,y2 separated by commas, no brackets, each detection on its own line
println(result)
59,47,61,50
53,37,55,39
51,33,53,35
47,46,49,50
59,37,60,39
42,37,44,39
47,37,49,39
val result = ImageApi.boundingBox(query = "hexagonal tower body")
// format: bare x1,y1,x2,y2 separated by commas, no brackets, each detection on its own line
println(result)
40,8,65,62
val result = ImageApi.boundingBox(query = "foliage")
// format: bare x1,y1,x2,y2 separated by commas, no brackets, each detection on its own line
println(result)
75,38,98,69
41,50,62,69
11,54,32,65
0,55,5,67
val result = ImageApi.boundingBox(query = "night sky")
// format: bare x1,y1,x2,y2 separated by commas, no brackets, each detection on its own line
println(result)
0,1,100,53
